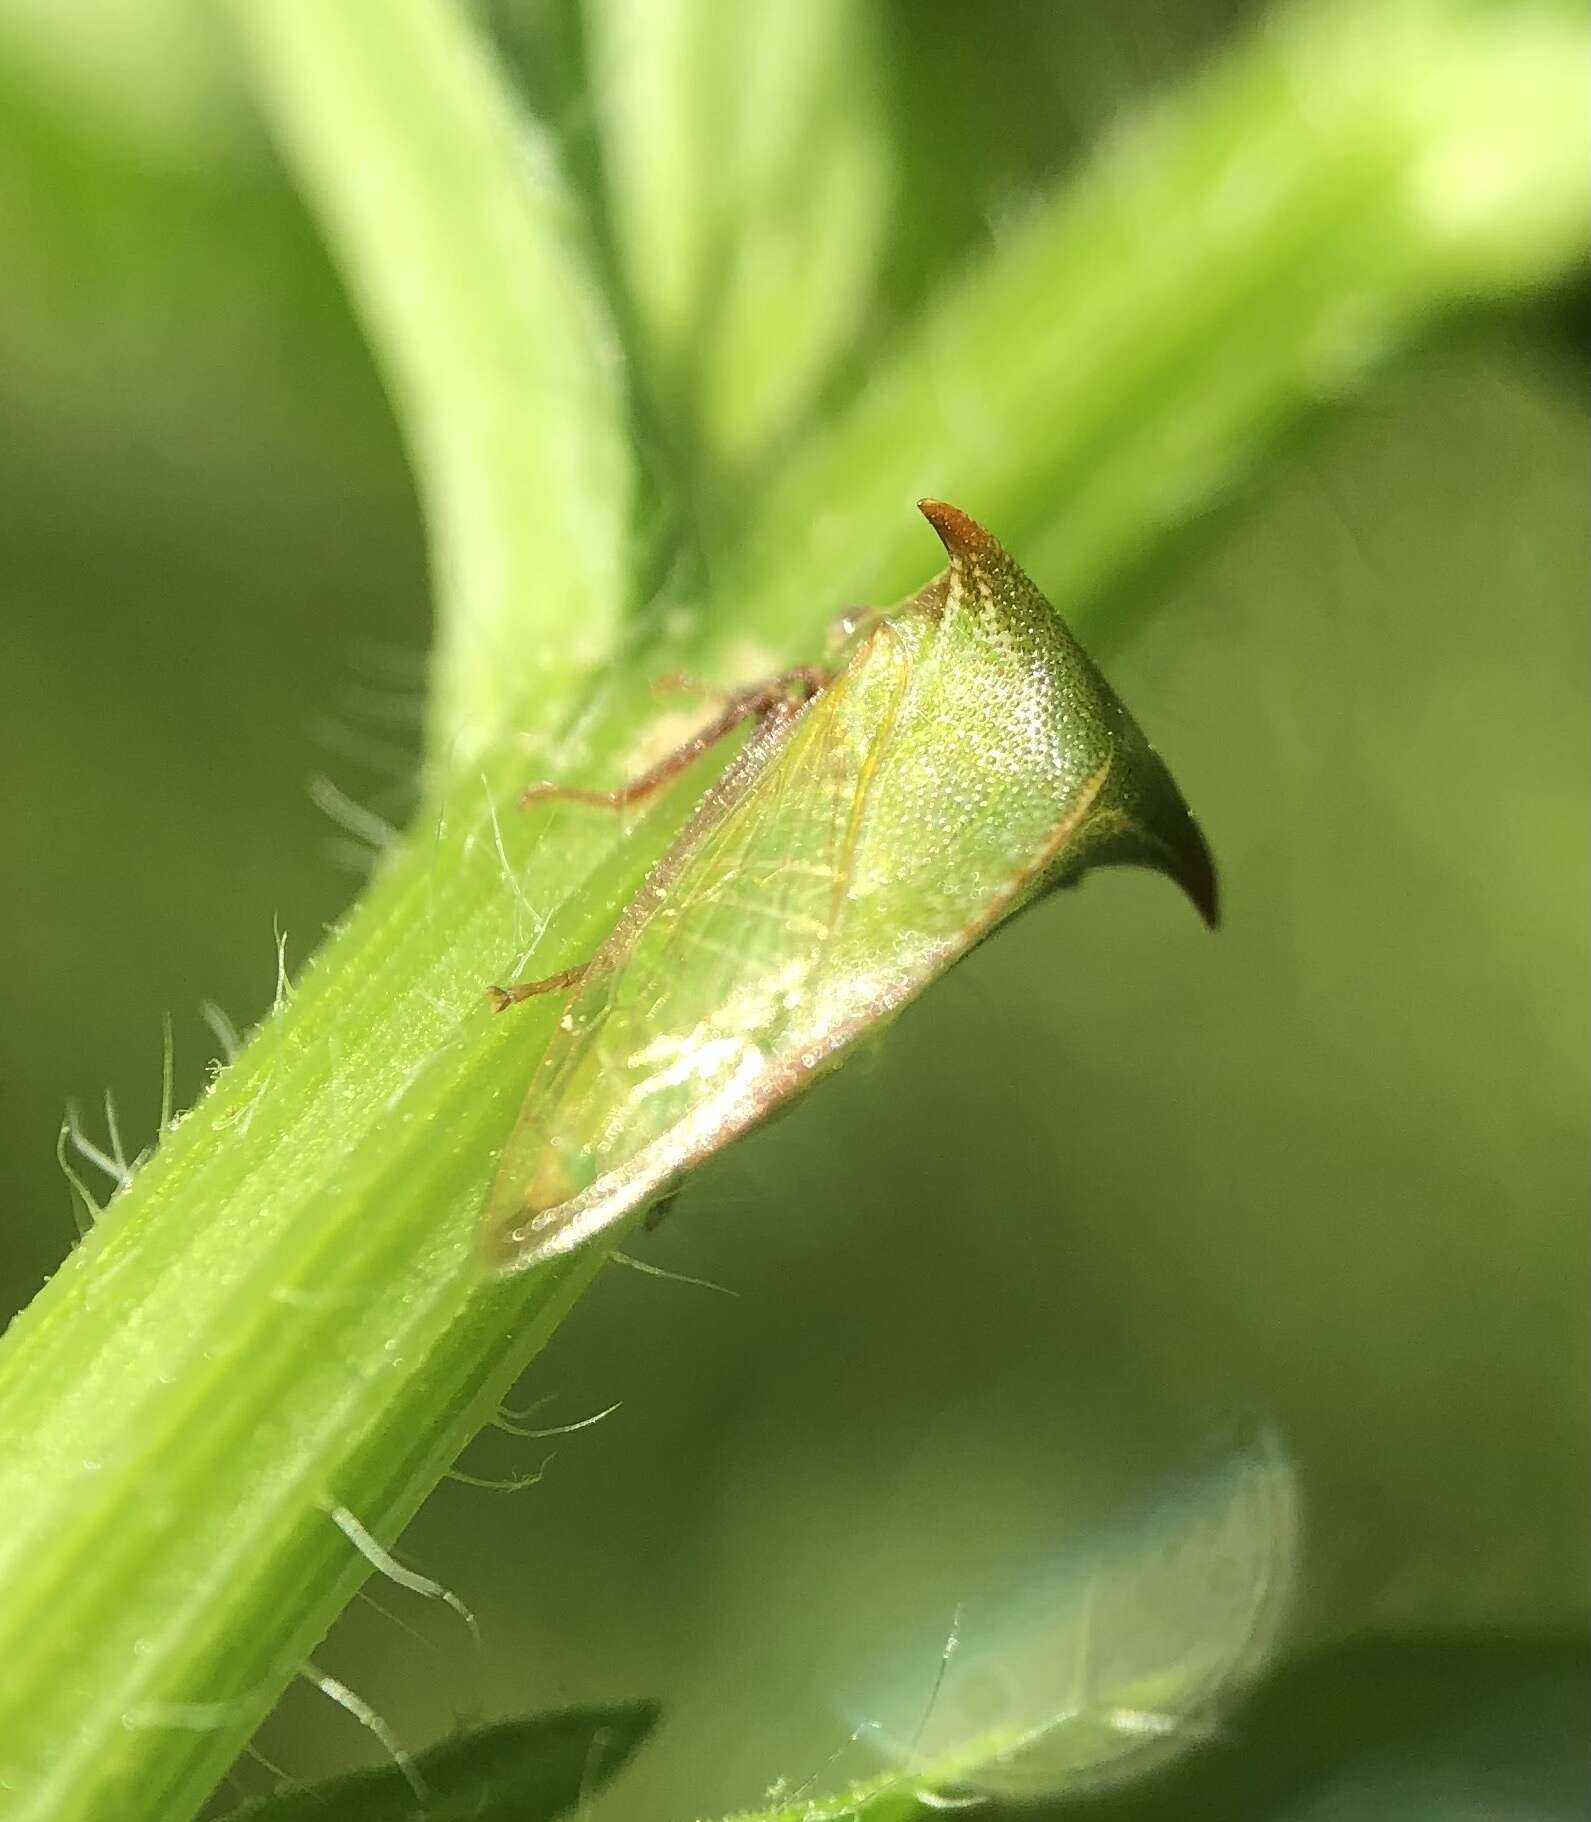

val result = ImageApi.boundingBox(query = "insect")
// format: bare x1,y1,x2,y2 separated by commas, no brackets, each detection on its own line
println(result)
484,501,1216,1274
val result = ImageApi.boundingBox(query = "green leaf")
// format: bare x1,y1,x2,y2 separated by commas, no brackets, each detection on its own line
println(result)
699,1437,1295,1820
225,1701,659,1821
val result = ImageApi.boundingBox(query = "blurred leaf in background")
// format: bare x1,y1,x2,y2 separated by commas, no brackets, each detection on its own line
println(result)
223,1701,658,1821
0,1,1584,1819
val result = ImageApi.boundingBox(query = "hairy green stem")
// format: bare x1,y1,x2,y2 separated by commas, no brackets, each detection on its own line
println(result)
236,0,635,776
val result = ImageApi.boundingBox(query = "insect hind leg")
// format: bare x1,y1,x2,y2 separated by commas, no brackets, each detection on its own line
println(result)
519,665,830,813
486,962,591,1013
495,663,828,1014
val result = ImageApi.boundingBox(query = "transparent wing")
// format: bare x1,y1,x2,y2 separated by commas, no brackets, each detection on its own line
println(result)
483,631,912,1269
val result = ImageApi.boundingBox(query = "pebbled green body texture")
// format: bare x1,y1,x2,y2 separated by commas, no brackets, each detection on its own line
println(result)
485,502,1216,1273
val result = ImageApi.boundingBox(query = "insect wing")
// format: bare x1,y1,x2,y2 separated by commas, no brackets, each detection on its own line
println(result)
486,600,1114,1275
484,630,913,1271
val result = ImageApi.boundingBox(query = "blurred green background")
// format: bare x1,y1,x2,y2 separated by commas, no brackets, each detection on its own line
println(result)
0,2,1584,1818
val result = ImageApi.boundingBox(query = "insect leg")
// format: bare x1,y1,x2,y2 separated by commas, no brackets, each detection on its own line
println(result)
486,962,591,1013
519,665,830,812
493,666,826,1014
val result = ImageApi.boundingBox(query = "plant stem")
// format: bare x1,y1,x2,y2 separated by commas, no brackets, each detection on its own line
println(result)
236,0,636,778
721,0,1589,655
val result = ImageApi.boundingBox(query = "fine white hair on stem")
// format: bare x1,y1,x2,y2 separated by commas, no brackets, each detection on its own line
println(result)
55,1117,102,1234
102,1089,129,1181
241,1739,298,1792
480,771,545,947
199,999,242,1066
913,1606,963,1758
840,1605,973,1802
308,773,399,855
606,1251,738,1297
63,1101,130,1192
785,1721,870,1805
324,1502,479,1648
300,1662,427,1804
491,1398,621,1441
272,920,292,1014
159,1012,175,1135
355,1586,446,1656
445,1459,551,1494
323,839,386,879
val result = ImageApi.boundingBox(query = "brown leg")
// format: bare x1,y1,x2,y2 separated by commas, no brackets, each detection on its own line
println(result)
495,664,828,1012
486,962,591,1014
519,665,830,813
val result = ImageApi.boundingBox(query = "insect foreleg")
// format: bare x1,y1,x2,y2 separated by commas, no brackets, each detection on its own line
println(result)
518,665,830,813
485,963,591,1013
